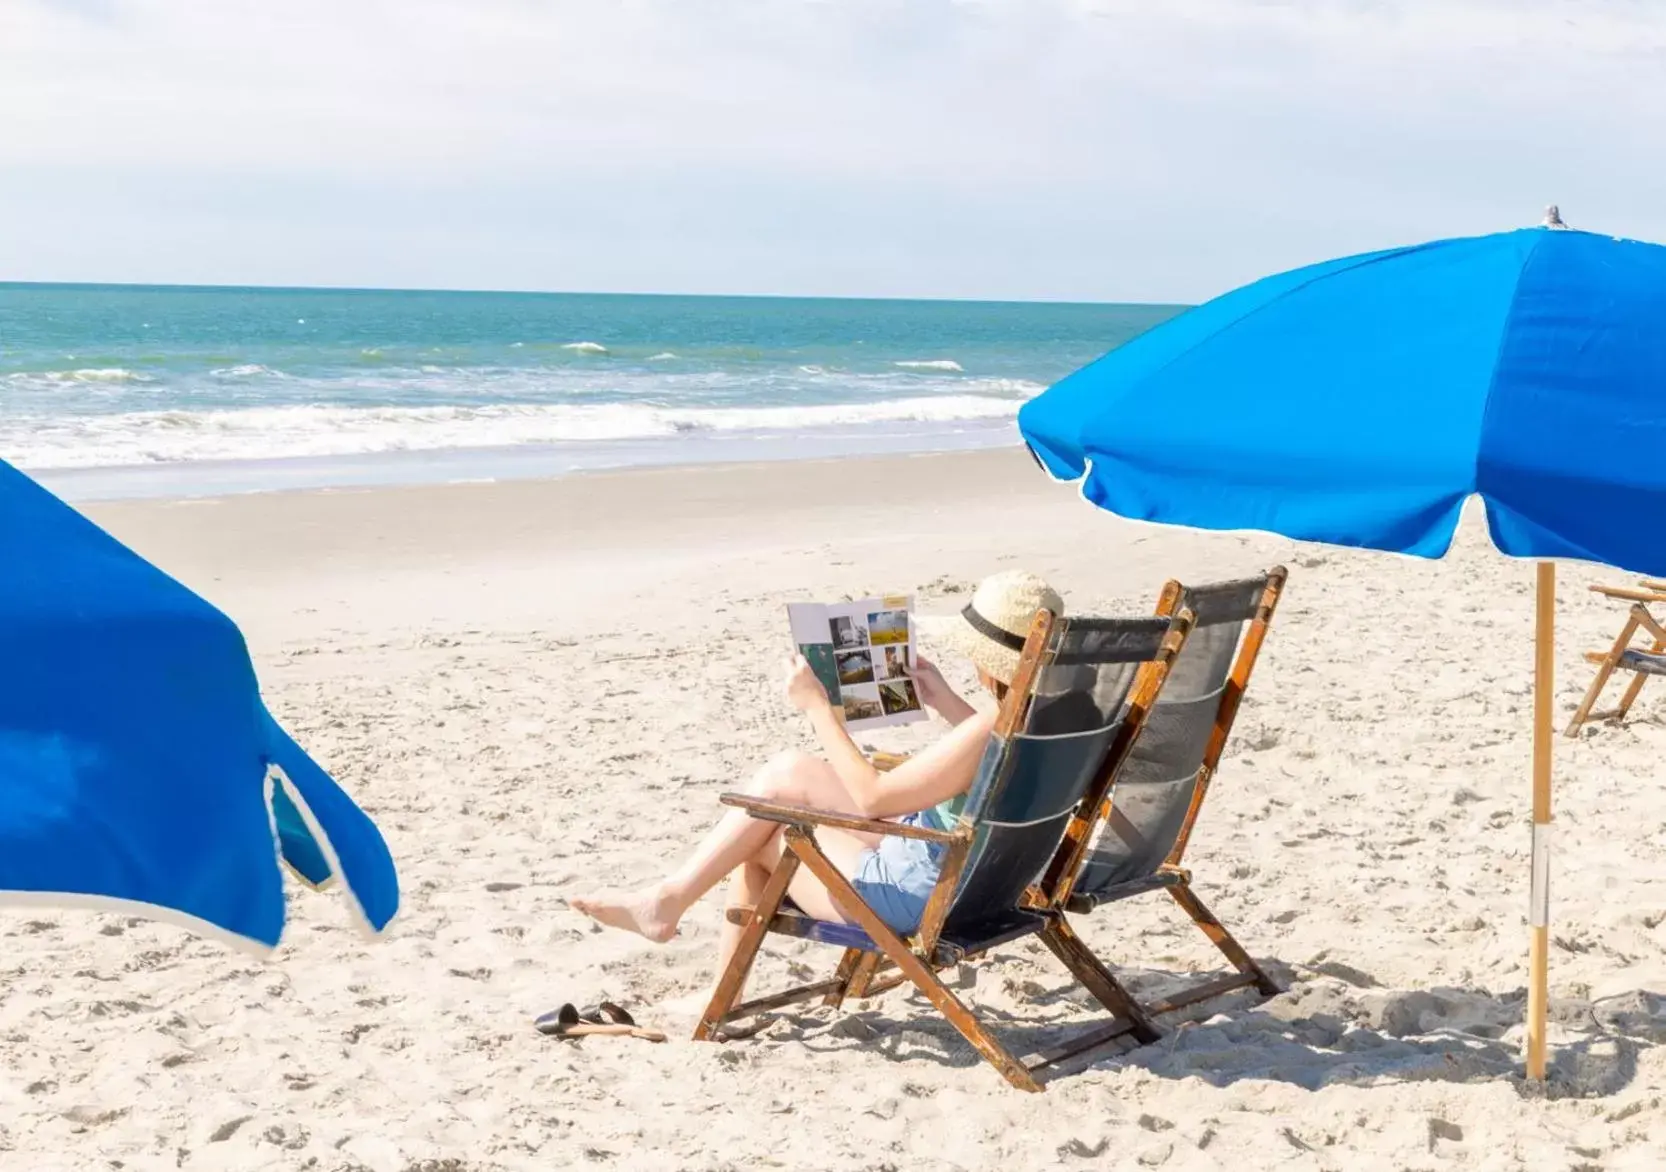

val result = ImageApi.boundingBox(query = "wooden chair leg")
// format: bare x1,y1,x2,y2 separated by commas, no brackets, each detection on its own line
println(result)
846,953,883,999
693,852,800,1041
1039,915,1160,1044
1613,673,1649,722
1167,881,1279,997
1566,657,1622,735
823,949,864,1008
822,951,888,1009
853,964,908,999
784,828,1043,1092
1613,658,1658,722
1566,616,1639,736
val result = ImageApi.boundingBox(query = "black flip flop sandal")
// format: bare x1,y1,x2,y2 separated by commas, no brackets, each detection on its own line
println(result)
535,1002,665,1042
579,1001,635,1026
534,1003,582,1036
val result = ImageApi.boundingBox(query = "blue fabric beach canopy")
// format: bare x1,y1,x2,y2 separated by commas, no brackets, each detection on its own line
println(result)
1021,220,1666,576
1018,213,1666,1084
0,461,398,951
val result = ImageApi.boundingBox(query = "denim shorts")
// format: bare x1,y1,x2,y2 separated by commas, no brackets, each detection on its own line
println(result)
850,806,948,935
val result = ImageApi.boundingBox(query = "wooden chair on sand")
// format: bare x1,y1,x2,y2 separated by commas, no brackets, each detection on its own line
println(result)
1565,580,1666,736
694,605,1196,1091
1027,569,1288,1026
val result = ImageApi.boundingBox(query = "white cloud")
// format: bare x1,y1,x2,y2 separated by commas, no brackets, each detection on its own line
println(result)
2,0,1664,298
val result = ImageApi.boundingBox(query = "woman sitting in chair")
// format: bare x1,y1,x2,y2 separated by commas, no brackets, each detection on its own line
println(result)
570,571,1061,976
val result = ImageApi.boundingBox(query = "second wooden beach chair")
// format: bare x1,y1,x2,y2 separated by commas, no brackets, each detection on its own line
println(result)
1030,568,1288,1026
1565,580,1666,736
693,604,1195,1091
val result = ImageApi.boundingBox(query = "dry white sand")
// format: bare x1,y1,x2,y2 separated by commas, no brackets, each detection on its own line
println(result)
5,447,1666,1171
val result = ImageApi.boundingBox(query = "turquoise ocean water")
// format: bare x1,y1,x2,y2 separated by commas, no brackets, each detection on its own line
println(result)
0,284,1180,498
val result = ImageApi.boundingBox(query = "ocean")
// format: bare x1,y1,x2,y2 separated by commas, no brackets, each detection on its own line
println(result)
0,283,1181,499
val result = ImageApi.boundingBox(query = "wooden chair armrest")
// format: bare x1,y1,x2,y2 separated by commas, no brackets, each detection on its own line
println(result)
1643,579,1666,593
1590,584,1666,605
868,751,910,773
719,793,959,843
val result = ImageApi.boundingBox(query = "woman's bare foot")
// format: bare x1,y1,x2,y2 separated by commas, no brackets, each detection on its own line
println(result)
568,887,680,943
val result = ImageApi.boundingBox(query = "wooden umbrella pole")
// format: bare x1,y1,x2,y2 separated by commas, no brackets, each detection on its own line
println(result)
1527,560,1555,1082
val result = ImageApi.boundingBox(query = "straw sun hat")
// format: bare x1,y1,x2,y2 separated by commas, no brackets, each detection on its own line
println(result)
916,571,1064,685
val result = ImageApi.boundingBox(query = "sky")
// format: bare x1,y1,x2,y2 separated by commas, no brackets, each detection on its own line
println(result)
4,0,1665,302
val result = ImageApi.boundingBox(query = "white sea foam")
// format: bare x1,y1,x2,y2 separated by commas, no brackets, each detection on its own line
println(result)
953,378,1036,394
561,342,609,354
648,352,678,361
894,359,963,372
211,364,285,378
1,393,1034,470
5,367,152,386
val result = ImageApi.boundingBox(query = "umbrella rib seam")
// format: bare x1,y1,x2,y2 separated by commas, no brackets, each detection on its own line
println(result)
1469,231,1597,565
1473,230,1549,500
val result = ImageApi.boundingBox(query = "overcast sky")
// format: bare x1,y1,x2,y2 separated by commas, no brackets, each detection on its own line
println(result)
4,0,1664,301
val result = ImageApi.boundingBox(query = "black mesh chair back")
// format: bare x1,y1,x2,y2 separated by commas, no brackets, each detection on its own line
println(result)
1071,575,1275,895
942,614,1178,933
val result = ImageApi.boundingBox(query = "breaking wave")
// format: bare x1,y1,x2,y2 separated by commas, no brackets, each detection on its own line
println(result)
894,359,964,372
2,393,1031,470
211,363,286,378
5,367,152,388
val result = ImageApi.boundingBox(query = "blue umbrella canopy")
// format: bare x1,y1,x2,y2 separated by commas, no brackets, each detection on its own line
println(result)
1018,214,1666,1083
0,461,399,951
1021,219,1666,576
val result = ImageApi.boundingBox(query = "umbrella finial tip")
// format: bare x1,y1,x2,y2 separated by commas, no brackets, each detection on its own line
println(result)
1542,205,1567,229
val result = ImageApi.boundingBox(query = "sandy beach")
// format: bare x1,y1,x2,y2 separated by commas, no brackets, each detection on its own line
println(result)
7,445,1666,1171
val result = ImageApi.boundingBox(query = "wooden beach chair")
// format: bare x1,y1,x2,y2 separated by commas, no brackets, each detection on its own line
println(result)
1029,568,1288,1021
694,605,1196,1091
1565,580,1666,736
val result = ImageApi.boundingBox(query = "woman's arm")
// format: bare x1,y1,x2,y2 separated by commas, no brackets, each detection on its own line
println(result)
908,655,977,726
785,656,993,820
851,708,995,819
803,702,883,807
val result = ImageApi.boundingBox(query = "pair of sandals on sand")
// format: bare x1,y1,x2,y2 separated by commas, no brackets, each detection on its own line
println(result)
535,1000,666,1042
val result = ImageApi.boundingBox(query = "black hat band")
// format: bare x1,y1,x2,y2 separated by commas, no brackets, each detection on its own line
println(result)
960,603,1029,652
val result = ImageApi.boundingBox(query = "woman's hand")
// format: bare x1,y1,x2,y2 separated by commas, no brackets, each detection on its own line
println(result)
907,654,958,715
783,654,832,713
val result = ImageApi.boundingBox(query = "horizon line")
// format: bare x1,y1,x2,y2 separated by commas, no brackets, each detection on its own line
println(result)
0,278,1189,309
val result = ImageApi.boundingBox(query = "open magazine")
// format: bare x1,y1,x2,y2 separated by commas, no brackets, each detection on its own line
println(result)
787,594,925,731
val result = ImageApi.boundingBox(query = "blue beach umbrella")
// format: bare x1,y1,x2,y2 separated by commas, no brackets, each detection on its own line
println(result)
1019,209,1666,1081
0,460,399,952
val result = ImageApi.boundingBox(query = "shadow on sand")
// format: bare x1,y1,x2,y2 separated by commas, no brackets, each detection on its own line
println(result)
743,960,1664,1097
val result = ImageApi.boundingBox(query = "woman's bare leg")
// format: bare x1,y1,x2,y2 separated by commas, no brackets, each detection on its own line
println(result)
707,818,872,1005
713,860,772,980
571,750,877,942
